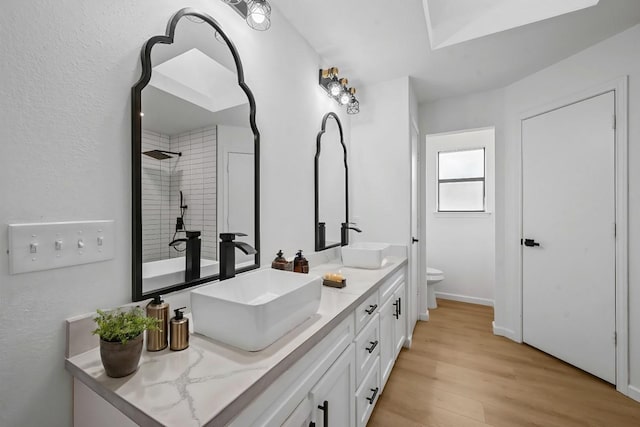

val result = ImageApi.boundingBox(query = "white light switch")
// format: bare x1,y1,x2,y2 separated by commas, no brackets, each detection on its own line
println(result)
8,220,115,274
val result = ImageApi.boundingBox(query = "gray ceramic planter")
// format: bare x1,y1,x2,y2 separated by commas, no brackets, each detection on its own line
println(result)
99,334,143,378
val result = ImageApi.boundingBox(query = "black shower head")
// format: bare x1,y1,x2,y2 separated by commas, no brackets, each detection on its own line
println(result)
142,150,182,160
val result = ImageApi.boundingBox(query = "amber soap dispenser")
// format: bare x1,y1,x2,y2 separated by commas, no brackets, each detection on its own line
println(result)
272,250,288,270
146,295,169,351
170,307,189,351
293,250,309,274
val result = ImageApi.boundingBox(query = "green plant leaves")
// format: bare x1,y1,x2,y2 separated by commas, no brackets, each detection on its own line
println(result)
92,307,160,344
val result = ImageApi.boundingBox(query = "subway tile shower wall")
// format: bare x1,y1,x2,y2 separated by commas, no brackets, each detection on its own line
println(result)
142,126,217,263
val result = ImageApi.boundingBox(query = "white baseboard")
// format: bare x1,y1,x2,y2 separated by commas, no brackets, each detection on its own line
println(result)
419,311,430,321
435,292,494,307
492,321,520,342
628,385,640,403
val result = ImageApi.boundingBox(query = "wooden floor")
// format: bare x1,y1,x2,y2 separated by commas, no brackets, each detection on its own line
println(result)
368,299,640,427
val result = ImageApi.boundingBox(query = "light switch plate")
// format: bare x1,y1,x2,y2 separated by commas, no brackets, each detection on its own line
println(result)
8,220,115,274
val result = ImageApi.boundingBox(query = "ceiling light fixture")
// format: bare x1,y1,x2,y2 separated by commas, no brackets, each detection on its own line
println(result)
346,89,359,115
222,0,272,31
319,68,360,114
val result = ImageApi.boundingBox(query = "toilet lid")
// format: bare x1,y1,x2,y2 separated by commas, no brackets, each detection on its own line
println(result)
427,267,443,275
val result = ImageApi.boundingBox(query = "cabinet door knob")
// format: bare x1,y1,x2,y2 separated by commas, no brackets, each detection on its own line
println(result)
366,340,378,353
365,304,377,315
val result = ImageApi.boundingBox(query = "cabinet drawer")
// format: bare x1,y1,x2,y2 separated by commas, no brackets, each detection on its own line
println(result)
354,313,380,387
355,357,380,427
354,291,379,334
281,397,311,427
378,269,404,305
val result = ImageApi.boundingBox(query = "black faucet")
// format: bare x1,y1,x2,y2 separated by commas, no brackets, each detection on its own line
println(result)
169,230,202,282
341,222,362,246
219,232,258,281
317,222,326,248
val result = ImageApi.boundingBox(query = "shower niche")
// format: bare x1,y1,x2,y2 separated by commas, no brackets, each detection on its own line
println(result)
132,8,260,301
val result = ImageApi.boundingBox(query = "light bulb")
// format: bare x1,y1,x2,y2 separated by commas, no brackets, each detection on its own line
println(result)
339,91,351,105
250,12,265,24
247,0,271,31
327,80,342,97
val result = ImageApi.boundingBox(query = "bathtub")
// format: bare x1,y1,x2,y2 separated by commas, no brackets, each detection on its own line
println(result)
143,257,219,292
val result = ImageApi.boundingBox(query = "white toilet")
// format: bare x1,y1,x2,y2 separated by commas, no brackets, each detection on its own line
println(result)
426,267,445,309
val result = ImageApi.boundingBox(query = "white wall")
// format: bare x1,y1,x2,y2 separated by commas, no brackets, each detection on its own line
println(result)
424,129,495,306
420,23,640,396
351,77,411,245
0,1,349,426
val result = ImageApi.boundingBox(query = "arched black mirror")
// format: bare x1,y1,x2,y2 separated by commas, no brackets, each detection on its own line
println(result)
315,112,348,251
132,8,260,301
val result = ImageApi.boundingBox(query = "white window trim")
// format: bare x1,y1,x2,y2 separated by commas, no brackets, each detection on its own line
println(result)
426,127,495,219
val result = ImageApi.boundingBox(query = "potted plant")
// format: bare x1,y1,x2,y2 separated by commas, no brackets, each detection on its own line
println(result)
92,307,160,378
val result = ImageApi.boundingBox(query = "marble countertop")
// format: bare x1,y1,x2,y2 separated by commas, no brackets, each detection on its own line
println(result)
65,256,407,427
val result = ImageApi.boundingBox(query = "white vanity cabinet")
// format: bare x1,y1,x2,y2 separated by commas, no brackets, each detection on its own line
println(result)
355,357,380,427
309,344,356,427
68,260,409,427
393,282,407,357
378,270,407,390
230,315,355,427
352,267,407,427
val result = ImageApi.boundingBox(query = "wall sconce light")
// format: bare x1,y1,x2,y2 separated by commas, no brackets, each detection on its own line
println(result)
222,0,272,31
319,68,360,114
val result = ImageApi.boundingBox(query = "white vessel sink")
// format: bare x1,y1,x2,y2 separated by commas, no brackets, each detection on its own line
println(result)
341,242,391,269
191,269,322,351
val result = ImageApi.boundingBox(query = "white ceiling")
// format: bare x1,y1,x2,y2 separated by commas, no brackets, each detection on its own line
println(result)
274,0,640,103
423,0,599,49
143,47,249,135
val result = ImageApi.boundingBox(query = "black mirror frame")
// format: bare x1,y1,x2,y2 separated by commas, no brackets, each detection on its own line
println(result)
314,112,349,252
131,8,261,302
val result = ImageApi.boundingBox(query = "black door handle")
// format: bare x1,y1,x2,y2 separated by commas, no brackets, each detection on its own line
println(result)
366,387,379,404
412,237,419,243
365,304,377,315
318,400,328,426
522,238,540,247
366,340,378,353
393,299,399,319
398,297,402,316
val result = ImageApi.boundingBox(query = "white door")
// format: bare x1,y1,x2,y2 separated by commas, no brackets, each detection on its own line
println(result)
522,91,616,383
217,125,255,264
226,152,254,264
409,121,420,336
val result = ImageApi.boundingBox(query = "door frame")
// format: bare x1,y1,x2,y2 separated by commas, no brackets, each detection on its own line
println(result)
516,77,628,394
409,119,422,333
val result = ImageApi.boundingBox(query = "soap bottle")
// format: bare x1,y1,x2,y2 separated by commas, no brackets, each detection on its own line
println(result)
146,295,169,351
271,250,288,270
170,307,189,351
293,250,309,274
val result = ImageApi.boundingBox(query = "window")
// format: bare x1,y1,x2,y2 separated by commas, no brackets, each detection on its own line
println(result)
437,148,485,212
